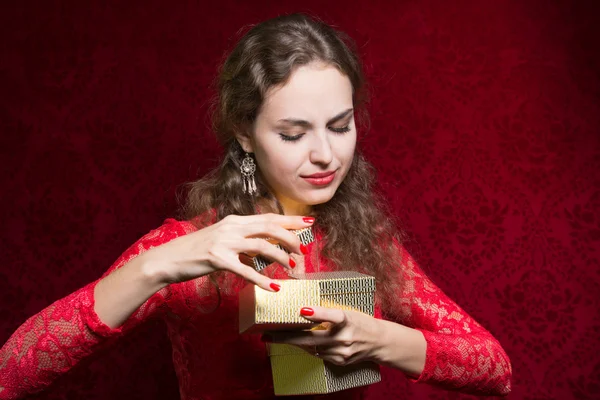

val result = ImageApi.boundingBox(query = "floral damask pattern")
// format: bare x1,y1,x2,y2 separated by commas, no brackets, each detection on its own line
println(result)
0,0,598,399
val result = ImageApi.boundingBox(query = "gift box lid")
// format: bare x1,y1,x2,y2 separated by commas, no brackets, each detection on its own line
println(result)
291,271,375,296
239,271,376,334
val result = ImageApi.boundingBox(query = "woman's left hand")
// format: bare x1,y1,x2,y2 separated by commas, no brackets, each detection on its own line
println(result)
262,306,383,366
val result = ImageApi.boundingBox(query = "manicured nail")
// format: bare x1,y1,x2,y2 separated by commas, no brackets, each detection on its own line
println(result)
300,244,308,255
270,283,281,292
303,217,315,224
261,334,273,342
289,257,296,268
300,307,314,316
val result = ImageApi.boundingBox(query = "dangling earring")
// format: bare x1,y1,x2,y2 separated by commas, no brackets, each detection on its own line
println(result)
240,152,257,195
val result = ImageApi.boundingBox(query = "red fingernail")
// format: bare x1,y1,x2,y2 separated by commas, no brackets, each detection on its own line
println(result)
303,217,315,224
270,283,281,292
300,307,314,316
289,257,296,268
261,334,273,342
300,244,308,255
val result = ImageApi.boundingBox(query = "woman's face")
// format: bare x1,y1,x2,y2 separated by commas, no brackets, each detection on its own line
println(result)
238,62,357,215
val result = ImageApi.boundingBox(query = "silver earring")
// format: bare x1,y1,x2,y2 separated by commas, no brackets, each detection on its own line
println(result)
240,152,257,195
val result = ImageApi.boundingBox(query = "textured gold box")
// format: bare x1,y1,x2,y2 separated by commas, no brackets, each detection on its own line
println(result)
268,343,381,395
238,271,381,395
239,271,376,334
269,343,381,396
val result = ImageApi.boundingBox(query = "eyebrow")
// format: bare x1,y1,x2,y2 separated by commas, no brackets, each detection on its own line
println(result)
276,108,354,128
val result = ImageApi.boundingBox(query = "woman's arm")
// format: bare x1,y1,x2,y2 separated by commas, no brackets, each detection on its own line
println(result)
0,213,311,399
0,219,192,399
93,232,180,329
382,245,512,396
372,318,427,378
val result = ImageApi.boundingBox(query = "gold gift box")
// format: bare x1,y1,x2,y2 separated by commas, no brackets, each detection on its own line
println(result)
238,271,381,395
239,271,376,334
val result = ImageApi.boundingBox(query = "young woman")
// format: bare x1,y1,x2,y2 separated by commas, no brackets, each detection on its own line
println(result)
0,13,511,399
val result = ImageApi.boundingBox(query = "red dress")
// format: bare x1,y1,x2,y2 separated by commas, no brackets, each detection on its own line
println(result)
0,218,511,399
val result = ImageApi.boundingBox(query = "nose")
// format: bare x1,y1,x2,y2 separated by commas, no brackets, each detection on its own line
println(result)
309,130,333,166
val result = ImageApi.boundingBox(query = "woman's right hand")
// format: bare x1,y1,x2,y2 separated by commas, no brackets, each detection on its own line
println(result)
140,213,315,292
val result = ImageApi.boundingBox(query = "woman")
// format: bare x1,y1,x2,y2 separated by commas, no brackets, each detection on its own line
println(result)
0,13,511,399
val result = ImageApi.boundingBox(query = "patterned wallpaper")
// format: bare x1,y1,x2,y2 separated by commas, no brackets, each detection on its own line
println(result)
1,1,598,399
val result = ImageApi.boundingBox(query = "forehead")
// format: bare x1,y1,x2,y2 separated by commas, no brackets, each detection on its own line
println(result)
260,63,353,121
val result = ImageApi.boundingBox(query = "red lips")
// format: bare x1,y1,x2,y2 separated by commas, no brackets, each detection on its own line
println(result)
302,171,335,178
302,170,337,186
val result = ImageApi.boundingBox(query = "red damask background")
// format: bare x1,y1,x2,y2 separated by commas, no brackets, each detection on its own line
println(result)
1,1,599,399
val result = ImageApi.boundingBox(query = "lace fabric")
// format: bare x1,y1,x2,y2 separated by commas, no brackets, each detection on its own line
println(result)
0,218,511,399
396,247,511,395
0,219,191,398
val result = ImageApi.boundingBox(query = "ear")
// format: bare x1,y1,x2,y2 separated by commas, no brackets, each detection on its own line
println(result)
235,132,254,154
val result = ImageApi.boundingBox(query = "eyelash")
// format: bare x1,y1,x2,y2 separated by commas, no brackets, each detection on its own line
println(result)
279,126,351,142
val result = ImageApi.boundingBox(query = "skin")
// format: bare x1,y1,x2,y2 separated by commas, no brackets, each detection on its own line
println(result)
237,62,356,216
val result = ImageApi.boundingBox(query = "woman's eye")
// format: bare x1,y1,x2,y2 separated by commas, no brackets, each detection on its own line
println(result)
278,125,350,142
279,133,304,142
329,125,351,133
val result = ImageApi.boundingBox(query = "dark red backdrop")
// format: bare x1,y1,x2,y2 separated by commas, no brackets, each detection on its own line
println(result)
1,1,599,399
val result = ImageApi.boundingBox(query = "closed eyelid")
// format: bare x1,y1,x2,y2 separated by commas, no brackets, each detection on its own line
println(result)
276,119,352,133
275,108,354,129
275,120,311,130
329,117,353,127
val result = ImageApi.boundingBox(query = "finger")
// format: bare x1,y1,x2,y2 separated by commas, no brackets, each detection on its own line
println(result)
232,213,314,229
242,222,304,255
296,344,334,357
262,213,316,230
241,238,295,270
299,306,347,326
319,353,354,366
287,344,357,366
226,258,281,292
264,330,332,347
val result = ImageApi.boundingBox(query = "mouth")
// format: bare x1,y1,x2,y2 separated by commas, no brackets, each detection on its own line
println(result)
302,171,336,178
301,170,337,186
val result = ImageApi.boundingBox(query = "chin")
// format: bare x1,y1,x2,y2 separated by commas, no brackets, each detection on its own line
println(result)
297,190,337,207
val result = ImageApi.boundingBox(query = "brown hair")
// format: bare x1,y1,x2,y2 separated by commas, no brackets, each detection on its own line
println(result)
182,13,405,318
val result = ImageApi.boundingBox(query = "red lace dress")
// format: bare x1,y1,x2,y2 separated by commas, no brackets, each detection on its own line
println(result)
0,218,511,399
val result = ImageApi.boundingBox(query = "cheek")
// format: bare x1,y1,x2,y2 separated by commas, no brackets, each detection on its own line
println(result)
337,134,357,162
346,141,357,159
258,147,300,177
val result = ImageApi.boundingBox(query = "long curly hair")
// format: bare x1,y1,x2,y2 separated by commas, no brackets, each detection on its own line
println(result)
181,13,405,317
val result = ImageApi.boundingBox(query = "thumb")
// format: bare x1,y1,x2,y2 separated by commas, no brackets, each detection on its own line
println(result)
300,306,347,326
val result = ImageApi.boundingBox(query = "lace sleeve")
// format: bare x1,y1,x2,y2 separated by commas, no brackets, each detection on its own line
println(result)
394,245,512,396
0,218,194,399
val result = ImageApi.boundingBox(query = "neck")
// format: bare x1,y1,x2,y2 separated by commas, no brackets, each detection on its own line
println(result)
282,203,311,216
256,197,311,216
275,196,311,216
